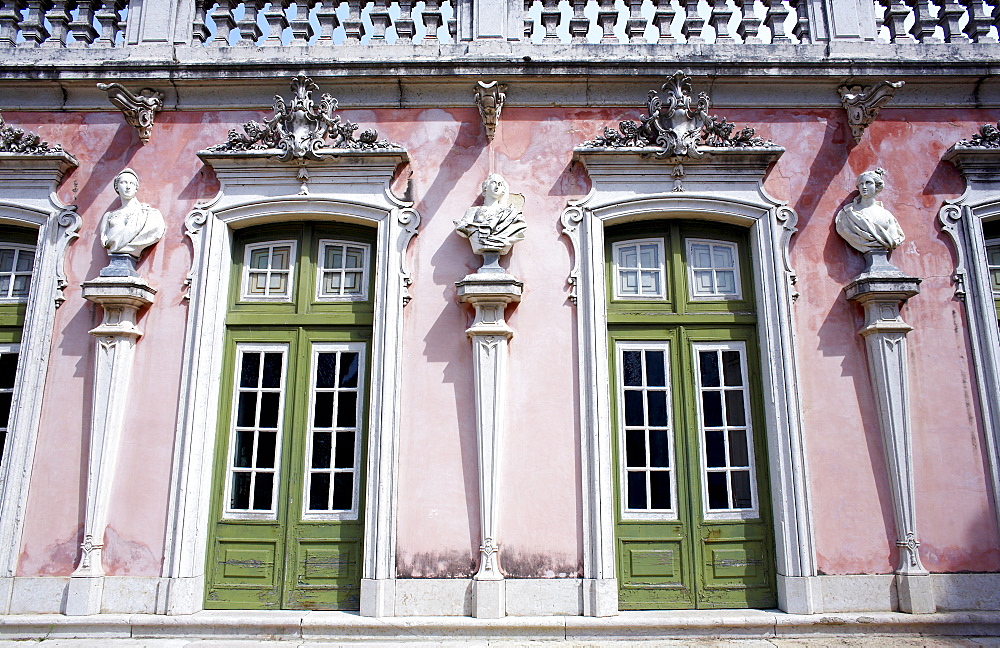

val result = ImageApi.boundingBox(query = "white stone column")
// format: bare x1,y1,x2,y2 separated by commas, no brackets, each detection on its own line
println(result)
846,271,933,614
65,275,155,616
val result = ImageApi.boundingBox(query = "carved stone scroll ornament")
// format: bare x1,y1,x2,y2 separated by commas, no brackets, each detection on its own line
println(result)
474,81,507,141
583,71,771,158
96,83,164,145
0,111,64,154
209,75,398,161
838,81,904,144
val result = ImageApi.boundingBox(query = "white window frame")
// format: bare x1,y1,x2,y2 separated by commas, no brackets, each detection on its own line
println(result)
315,239,371,302
612,238,666,300
686,238,742,301
222,343,288,521
615,341,677,521
241,240,297,302
692,341,760,521
0,244,34,303
302,341,366,521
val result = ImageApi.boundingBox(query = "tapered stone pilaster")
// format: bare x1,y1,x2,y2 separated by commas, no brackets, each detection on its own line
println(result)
457,272,522,619
65,275,155,616
845,268,934,615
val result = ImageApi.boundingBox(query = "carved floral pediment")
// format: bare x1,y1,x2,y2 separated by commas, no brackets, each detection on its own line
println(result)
958,120,1000,149
0,111,65,155
208,75,399,161
582,71,772,158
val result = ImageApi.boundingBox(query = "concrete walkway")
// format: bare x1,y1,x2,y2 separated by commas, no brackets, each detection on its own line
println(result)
0,610,996,645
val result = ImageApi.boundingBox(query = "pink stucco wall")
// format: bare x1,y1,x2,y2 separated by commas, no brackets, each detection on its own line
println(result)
7,104,999,580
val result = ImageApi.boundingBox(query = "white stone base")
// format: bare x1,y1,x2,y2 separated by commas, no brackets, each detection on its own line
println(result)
473,579,505,618
64,576,105,616
898,573,936,614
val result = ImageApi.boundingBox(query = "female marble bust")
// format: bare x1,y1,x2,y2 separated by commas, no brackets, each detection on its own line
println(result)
100,168,165,259
455,173,526,258
835,168,905,254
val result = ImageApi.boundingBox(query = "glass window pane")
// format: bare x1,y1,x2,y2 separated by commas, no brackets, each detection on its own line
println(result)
252,473,273,511
626,471,647,510
236,392,257,428
690,243,712,267
309,473,331,511
326,246,343,269
992,268,1000,294
702,392,723,427
316,353,337,389
715,270,736,294
640,271,660,294
0,392,11,428
268,273,287,293
247,272,267,295
694,270,715,294
638,244,658,268
337,392,357,428
258,392,280,428
707,472,729,510
331,472,353,510
240,353,261,388
339,353,359,388
230,473,251,510
729,430,750,467
619,246,637,268
705,430,726,467
234,430,253,468
335,431,355,468
312,432,332,469
0,353,18,389
649,471,671,509
732,471,753,508
270,246,290,270
343,271,361,293
620,271,638,295
257,431,276,469
713,245,734,268
648,428,670,468
15,251,33,272
0,250,15,273
625,430,646,468
623,351,642,386
249,248,269,269
11,275,29,297
647,390,668,427
624,390,644,426
325,273,342,293
262,353,283,388
314,392,334,428
725,390,746,426
722,351,742,386
644,351,665,387
699,351,720,387
345,248,364,269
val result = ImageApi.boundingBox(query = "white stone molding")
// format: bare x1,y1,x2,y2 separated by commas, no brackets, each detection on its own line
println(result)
838,81,904,144
0,150,79,612
161,149,417,617
843,274,932,614
474,81,506,141
940,142,1000,551
65,276,157,616
96,83,164,145
562,147,816,615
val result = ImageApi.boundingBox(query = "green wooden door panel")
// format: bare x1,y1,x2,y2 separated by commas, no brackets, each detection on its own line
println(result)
206,538,281,608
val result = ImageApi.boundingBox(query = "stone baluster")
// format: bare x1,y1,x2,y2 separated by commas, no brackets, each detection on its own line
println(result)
907,0,940,42
369,0,392,39
938,0,968,41
651,0,676,42
789,0,811,42
422,0,443,40
396,0,416,42
289,1,315,43
69,1,99,47
191,0,211,44
763,0,790,41
960,0,995,41
596,0,617,42
625,0,645,41
523,0,533,39
878,0,914,41
735,0,761,42
209,0,235,44
540,0,560,40
237,0,264,44
42,0,71,47
568,0,588,42
316,0,339,43
18,0,50,46
994,0,1000,37
448,9,457,39
709,0,733,40
680,0,705,42
0,0,24,48
263,1,290,44
342,0,364,42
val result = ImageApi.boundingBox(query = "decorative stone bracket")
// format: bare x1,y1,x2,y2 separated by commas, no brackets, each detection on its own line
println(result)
838,81,904,144
475,81,506,142
97,83,164,145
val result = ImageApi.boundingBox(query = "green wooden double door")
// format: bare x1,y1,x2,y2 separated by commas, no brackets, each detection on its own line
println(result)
611,325,776,609
205,327,369,610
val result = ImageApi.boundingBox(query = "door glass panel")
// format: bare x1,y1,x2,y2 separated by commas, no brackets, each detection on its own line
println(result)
0,348,19,465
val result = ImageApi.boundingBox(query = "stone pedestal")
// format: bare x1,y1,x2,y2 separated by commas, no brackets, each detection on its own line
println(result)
457,272,522,619
845,266,934,615
65,275,155,616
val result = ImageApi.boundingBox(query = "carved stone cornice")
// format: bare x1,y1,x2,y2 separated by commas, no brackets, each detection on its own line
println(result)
581,71,772,159
0,112,67,156
207,75,400,161
838,80,904,144
96,83,164,145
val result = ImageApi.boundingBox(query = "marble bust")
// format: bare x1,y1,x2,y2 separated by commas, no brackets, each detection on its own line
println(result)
100,168,165,260
454,174,526,271
835,168,905,255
